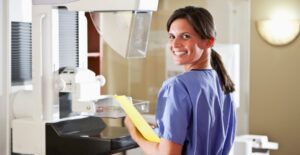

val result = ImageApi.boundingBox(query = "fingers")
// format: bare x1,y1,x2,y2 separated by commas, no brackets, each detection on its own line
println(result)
124,116,137,139
149,123,157,129
124,116,133,129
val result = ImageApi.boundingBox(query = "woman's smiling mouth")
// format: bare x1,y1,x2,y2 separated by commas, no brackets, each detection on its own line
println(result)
173,51,187,56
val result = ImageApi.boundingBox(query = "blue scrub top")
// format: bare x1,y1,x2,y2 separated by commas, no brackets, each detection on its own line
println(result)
155,69,236,155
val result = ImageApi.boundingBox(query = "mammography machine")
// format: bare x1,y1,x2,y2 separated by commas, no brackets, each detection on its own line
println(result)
9,0,159,154
233,135,278,155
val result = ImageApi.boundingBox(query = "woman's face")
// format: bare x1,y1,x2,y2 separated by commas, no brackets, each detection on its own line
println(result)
168,18,208,67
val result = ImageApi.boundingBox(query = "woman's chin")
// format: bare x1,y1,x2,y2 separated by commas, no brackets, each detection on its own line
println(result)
173,61,184,65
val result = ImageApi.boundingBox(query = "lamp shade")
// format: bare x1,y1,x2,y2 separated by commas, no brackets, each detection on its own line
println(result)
256,19,300,46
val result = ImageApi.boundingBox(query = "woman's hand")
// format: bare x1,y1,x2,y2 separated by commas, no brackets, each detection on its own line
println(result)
124,116,143,141
124,116,182,155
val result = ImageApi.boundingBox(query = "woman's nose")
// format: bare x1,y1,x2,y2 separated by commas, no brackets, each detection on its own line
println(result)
171,37,182,48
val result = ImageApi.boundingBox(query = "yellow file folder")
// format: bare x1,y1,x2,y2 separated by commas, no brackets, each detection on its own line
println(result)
114,95,160,143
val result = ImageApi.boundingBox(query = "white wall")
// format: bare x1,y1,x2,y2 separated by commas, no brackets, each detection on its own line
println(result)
0,0,11,154
0,0,32,154
0,0,3,97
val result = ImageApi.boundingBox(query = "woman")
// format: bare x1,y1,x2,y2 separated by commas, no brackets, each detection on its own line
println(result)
125,6,236,155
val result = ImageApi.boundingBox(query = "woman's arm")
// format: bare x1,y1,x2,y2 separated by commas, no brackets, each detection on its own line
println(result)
124,117,182,155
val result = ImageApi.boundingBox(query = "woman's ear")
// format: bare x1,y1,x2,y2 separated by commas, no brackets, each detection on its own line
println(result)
206,37,215,47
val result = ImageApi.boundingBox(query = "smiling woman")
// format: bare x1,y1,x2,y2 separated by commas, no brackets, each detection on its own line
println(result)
124,6,236,155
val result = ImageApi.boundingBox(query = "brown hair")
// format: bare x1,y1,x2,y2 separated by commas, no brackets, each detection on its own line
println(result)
167,6,235,93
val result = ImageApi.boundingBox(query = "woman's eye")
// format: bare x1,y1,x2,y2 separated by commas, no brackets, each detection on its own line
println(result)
182,34,191,40
168,34,175,40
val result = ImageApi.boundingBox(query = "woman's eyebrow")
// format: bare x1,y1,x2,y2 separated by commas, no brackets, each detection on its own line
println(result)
168,31,191,35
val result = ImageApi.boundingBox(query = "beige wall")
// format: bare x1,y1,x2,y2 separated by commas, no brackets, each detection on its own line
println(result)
250,0,300,154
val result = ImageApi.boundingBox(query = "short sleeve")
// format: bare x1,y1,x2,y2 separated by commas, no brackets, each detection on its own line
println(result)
156,78,192,145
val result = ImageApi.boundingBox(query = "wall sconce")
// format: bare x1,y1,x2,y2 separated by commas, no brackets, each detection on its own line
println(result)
256,19,300,46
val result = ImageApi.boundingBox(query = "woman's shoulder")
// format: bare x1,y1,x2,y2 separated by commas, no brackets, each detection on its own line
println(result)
162,69,217,88
162,76,178,87
161,74,187,89
178,69,217,81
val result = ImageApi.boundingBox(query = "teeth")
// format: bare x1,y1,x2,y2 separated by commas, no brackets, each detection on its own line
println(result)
174,51,186,56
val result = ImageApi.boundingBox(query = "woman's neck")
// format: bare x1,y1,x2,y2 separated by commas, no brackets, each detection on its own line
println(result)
184,50,212,71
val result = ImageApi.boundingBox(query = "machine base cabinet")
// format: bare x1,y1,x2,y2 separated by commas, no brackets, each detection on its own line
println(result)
46,116,138,155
